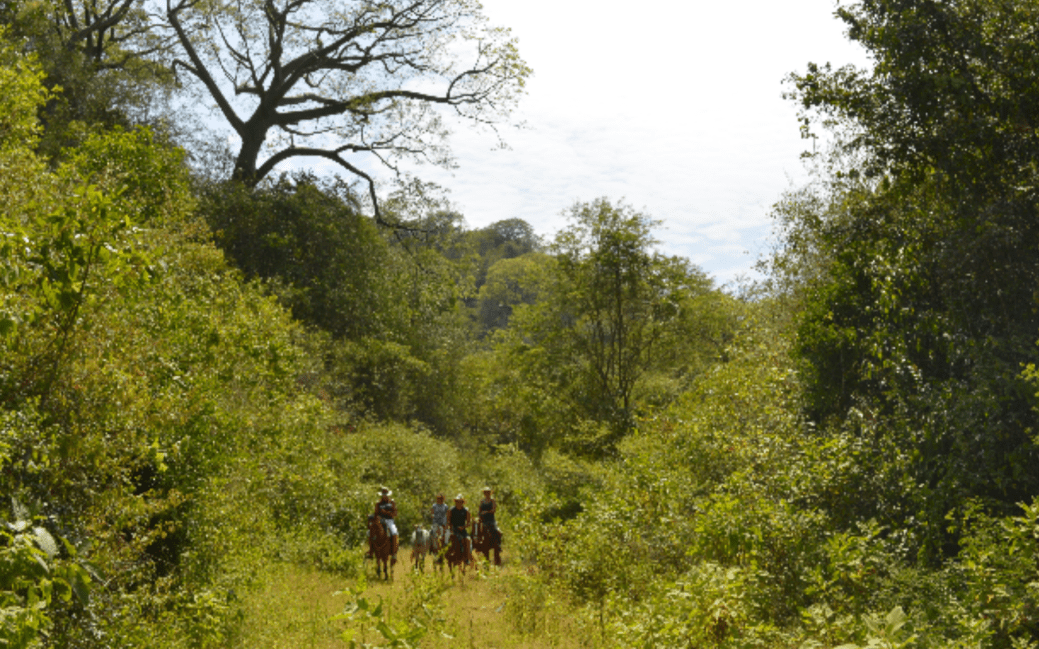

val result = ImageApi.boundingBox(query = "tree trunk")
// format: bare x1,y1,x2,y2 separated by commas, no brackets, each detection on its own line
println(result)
233,120,270,187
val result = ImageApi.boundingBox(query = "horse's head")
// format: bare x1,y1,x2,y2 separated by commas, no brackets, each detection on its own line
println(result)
369,516,386,537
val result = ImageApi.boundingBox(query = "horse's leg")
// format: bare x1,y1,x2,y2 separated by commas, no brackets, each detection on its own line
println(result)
448,538,459,576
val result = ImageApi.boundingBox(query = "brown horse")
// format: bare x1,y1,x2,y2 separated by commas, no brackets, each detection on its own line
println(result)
472,521,502,566
368,515,395,580
443,531,471,576
430,524,447,570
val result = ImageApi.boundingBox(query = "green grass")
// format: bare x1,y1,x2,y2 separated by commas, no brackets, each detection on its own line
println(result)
231,554,597,648
232,564,347,648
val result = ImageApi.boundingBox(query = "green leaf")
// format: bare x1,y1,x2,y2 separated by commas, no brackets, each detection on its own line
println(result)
32,527,57,558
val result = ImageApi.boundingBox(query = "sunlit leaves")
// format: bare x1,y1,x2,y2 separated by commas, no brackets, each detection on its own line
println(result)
0,30,48,153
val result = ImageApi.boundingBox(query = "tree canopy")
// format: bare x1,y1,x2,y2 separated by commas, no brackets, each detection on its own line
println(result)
790,0,1039,190
166,0,530,212
777,0,1039,558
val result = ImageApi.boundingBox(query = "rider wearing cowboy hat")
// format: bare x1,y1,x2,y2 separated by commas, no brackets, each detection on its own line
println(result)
368,486,399,559
449,494,473,564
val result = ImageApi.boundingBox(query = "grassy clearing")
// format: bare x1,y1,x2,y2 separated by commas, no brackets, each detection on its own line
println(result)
232,552,594,648
232,564,348,648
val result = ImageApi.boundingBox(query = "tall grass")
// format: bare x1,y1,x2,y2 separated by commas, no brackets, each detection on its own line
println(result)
231,559,599,648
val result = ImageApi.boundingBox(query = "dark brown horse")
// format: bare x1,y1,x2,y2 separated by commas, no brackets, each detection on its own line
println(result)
368,515,395,580
472,521,502,566
443,531,471,576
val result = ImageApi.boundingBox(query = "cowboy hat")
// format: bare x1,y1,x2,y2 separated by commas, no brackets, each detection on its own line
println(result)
379,487,393,496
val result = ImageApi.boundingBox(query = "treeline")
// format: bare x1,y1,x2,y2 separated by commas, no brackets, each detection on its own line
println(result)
197,171,734,444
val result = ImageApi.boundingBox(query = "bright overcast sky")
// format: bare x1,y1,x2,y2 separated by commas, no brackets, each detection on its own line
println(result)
393,0,871,287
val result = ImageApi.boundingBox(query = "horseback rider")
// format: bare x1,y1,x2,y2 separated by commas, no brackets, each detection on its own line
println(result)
430,492,449,559
368,486,399,559
449,494,473,564
478,486,503,549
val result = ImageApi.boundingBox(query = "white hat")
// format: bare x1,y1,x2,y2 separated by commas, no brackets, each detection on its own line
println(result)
454,494,465,501
379,487,393,496
482,486,492,492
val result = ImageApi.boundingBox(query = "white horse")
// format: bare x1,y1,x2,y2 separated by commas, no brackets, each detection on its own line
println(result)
411,525,431,572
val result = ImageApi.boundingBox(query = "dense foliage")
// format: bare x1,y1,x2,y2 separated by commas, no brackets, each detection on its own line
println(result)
5,0,1039,647
779,0,1039,557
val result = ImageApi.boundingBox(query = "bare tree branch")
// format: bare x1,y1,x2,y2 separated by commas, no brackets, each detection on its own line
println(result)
165,0,529,202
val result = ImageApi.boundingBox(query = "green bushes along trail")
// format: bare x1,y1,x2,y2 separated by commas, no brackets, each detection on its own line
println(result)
5,0,1039,645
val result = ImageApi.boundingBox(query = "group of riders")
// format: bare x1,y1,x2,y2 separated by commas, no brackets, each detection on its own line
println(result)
367,486,503,565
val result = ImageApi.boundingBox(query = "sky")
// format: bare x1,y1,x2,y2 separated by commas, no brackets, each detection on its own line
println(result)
387,0,872,286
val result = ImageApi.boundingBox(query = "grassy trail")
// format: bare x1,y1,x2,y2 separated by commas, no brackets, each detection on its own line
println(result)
232,551,590,648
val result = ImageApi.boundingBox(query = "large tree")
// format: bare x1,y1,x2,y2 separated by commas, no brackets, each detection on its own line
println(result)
778,0,1039,556
790,0,1039,189
501,198,716,455
166,0,529,213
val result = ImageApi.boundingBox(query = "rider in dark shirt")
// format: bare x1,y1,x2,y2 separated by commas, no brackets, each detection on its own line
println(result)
449,494,472,564
478,487,502,548
368,486,399,559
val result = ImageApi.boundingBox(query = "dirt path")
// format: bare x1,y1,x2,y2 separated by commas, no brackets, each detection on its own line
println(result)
360,554,518,648
233,551,588,648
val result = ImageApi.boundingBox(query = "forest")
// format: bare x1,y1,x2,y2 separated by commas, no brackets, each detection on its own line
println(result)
3,0,1039,647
